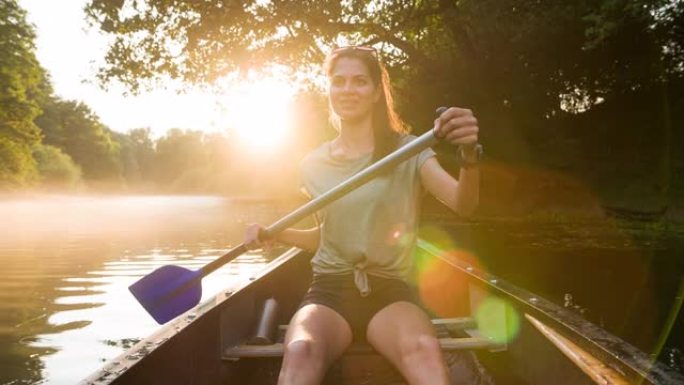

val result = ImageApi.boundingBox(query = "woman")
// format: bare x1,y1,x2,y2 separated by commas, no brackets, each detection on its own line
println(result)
245,46,480,385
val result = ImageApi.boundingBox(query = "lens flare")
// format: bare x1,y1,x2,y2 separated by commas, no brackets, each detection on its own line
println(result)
416,256,470,317
475,296,521,344
415,225,487,317
384,221,411,247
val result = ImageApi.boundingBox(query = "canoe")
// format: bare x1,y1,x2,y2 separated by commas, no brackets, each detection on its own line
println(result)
81,239,682,385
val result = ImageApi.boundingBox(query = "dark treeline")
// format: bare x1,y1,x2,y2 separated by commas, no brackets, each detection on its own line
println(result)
0,0,329,195
83,0,684,217
0,1,123,190
2,0,684,217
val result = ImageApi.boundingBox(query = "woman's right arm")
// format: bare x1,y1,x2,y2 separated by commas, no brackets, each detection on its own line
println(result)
245,224,320,253
274,227,320,252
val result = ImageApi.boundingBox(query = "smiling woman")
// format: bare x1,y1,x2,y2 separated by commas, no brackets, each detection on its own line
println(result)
225,77,297,153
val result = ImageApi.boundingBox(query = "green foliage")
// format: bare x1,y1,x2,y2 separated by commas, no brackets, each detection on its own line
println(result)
107,128,239,193
83,1,684,209
0,136,36,187
153,128,207,186
0,0,49,187
32,144,82,188
35,98,122,181
110,127,156,184
1,0,674,212
84,1,683,99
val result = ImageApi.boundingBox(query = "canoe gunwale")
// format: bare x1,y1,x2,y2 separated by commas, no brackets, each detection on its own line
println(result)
80,247,306,385
81,241,682,385
416,239,683,385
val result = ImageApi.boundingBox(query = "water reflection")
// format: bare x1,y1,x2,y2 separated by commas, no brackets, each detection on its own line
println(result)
36,252,268,385
435,219,684,368
1,195,681,383
0,195,289,385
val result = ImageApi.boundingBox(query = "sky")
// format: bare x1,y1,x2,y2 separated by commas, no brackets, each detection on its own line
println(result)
18,0,293,138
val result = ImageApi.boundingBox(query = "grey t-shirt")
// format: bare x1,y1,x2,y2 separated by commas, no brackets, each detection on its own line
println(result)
300,135,436,295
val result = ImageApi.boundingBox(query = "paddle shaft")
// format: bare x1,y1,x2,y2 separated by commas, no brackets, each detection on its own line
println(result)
198,128,439,278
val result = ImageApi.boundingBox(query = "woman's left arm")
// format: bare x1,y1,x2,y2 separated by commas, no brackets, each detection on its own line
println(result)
419,107,480,217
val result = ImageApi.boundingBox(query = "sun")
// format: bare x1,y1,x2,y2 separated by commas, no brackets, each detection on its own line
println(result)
223,77,296,152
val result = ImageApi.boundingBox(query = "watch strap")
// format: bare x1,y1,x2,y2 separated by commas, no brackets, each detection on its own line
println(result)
456,144,483,168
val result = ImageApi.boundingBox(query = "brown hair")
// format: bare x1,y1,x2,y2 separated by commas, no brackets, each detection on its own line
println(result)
323,48,409,161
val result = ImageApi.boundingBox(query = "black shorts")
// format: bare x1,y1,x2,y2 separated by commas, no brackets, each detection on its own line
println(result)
300,273,421,341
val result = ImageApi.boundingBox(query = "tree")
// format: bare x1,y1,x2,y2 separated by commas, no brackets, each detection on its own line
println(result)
85,0,684,210
35,97,122,181
152,128,208,190
32,144,82,188
83,0,684,157
111,127,156,185
84,1,682,98
0,0,49,187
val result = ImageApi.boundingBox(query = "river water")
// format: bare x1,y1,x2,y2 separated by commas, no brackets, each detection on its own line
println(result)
0,195,682,384
0,195,291,385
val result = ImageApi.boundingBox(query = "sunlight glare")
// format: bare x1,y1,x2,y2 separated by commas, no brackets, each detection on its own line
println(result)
224,77,296,152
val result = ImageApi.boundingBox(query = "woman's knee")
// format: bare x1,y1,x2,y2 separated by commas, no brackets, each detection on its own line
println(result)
283,339,326,369
279,340,328,385
400,334,443,366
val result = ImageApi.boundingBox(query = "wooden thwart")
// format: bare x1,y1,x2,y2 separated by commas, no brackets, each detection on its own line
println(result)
224,336,499,359
274,317,477,333
223,317,503,360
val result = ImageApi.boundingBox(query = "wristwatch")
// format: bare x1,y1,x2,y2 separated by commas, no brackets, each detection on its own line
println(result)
456,143,484,168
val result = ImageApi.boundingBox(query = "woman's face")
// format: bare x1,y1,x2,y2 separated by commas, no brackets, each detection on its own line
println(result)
328,57,380,122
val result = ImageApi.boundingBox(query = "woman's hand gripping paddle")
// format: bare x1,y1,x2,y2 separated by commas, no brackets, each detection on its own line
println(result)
130,108,446,324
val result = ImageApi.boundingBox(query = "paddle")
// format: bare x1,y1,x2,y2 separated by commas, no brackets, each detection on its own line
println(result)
130,110,445,324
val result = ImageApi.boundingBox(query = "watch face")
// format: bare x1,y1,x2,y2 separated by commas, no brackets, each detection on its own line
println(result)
459,144,483,165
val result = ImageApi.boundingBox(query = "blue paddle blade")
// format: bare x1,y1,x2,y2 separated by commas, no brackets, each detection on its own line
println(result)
129,265,203,324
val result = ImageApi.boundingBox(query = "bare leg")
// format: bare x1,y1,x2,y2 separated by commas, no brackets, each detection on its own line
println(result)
366,301,451,385
278,304,353,385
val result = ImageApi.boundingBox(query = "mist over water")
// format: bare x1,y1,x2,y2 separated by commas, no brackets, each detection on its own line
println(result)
0,195,681,384
0,195,284,385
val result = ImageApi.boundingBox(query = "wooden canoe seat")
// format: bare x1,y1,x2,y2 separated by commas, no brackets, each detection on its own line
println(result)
223,317,504,360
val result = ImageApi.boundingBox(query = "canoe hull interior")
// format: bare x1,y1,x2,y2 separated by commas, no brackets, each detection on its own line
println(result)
82,244,682,385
